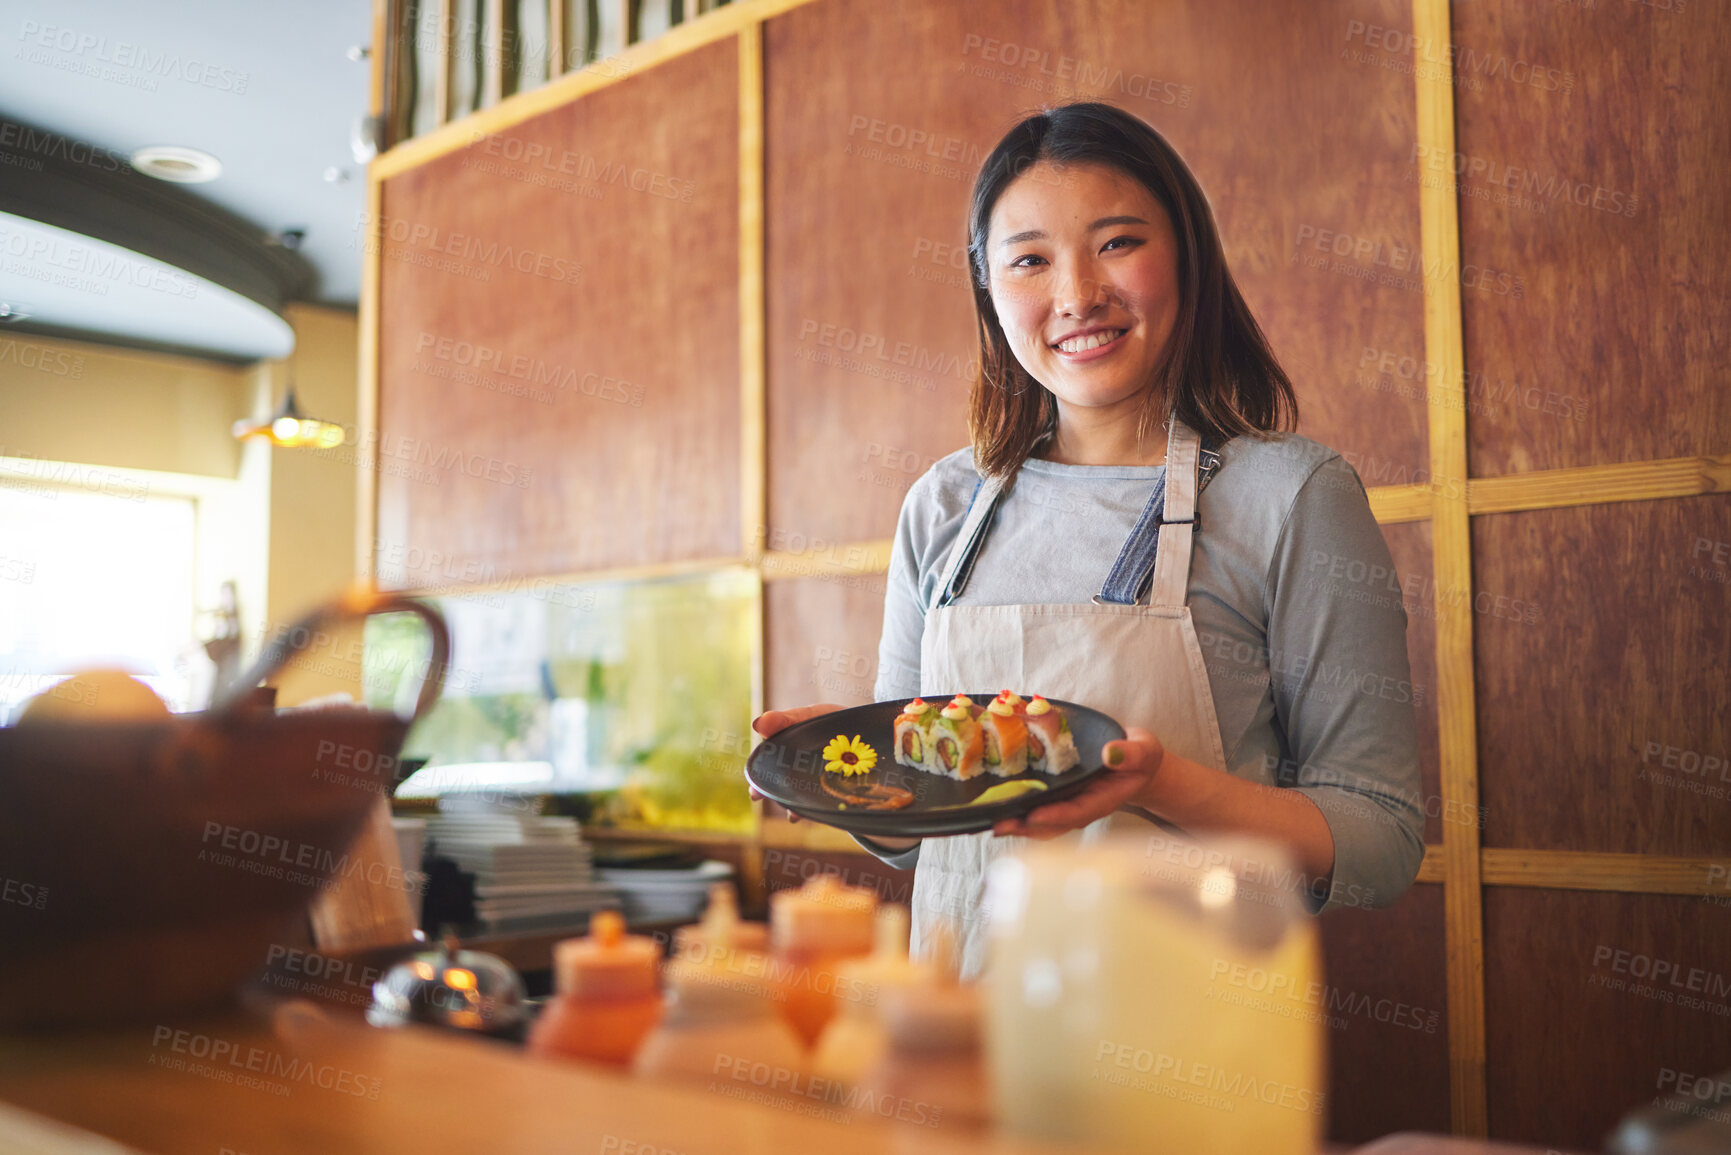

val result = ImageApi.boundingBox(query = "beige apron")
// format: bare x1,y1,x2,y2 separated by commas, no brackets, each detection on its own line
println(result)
912,420,1231,979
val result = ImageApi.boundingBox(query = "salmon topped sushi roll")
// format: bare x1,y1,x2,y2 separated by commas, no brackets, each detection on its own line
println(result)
893,697,939,772
1023,695,1079,774
930,695,985,780
980,691,1029,776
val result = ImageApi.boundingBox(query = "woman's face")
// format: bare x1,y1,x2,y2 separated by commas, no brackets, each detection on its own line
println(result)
984,161,1181,419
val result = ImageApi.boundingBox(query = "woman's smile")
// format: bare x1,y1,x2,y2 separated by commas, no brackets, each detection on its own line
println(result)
1051,325,1128,358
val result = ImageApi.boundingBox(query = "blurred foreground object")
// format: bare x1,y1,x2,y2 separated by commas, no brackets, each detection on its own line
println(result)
0,590,447,1028
985,832,1324,1155
15,669,171,725
367,932,527,1039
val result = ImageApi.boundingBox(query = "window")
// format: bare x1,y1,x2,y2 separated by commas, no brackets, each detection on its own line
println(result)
0,481,199,719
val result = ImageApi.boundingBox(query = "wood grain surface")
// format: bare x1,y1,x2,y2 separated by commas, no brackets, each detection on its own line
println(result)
0,1002,1075,1155
1451,1,1731,475
375,40,741,590
1472,497,1731,856
1318,883,1452,1145
1467,453,1731,517
759,846,915,907
762,0,1428,547
762,572,888,712
1482,887,1731,1148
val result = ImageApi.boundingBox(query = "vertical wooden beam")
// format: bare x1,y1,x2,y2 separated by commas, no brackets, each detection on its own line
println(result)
356,171,385,585
740,22,766,567
616,0,634,52
485,0,506,106
434,0,454,126
1411,0,1488,1137
368,0,391,126
739,20,769,854
549,0,567,77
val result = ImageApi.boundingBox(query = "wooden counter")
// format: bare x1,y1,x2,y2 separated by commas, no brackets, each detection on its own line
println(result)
0,999,1077,1155
0,996,1587,1155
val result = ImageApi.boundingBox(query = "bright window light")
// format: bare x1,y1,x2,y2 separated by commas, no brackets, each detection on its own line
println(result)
0,481,199,719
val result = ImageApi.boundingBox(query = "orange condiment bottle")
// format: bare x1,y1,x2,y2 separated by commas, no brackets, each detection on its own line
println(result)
812,904,919,1086
858,923,990,1129
527,910,662,1066
631,951,806,1085
769,875,877,1047
673,883,769,965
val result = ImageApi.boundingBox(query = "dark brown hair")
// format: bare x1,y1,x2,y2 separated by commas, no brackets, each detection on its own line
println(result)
966,102,1297,478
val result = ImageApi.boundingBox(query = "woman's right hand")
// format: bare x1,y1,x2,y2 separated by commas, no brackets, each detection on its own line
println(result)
751,703,846,742
746,704,921,852
747,703,846,822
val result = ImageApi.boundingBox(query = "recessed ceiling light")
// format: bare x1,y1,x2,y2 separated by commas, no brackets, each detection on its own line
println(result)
131,145,222,184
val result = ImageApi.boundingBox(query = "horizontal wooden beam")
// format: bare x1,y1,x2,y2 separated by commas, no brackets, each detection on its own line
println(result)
387,554,749,598
373,0,822,179
1368,484,1434,525
1416,844,1445,884
1467,453,1731,517
1480,849,1729,896
432,445,1726,596
1400,847,1727,896
759,540,893,581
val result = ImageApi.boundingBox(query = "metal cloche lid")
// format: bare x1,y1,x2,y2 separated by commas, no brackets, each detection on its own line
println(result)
367,933,527,1036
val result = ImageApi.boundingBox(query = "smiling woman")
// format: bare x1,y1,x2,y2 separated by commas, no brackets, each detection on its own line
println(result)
754,102,1425,978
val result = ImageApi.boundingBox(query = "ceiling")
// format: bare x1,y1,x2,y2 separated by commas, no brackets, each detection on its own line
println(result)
0,0,374,357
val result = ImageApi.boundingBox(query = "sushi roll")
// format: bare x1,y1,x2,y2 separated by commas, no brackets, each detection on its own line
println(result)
1023,695,1079,774
980,691,1029,776
929,695,985,780
892,697,939,772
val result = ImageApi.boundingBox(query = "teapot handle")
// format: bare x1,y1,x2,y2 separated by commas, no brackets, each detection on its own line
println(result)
211,586,450,722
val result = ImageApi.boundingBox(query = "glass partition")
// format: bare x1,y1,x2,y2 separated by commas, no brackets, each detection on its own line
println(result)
366,565,756,834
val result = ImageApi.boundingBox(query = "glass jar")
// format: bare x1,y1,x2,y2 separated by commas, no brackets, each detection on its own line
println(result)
984,832,1324,1155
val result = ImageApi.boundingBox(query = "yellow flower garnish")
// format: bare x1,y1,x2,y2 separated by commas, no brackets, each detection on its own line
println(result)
822,734,878,776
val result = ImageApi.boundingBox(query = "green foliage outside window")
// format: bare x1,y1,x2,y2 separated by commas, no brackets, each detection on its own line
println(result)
364,567,755,834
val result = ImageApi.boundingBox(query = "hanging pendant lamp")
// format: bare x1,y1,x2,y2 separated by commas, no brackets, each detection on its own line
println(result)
232,363,346,450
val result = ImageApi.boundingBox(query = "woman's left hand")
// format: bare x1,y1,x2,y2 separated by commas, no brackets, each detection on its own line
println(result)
991,726,1166,839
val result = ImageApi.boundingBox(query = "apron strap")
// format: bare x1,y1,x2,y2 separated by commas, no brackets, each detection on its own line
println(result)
930,474,1004,611
1095,420,1222,608
935,424,1223,613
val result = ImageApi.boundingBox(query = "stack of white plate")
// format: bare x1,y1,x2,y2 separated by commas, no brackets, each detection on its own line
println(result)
426,799,618,932
596,860,734,924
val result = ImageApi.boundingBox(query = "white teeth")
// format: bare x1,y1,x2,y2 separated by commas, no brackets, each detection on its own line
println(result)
1055,329,1124,353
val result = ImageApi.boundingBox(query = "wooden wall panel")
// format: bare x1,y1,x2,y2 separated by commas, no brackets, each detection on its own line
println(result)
1484,888,1731,1148
1382,520,1444,846
763,0,1428,547
375,41,740,590
1452,2,1731,476
759,846,915,908
1473,497,1731,855
762,572,888,713
1318,883,1452,1144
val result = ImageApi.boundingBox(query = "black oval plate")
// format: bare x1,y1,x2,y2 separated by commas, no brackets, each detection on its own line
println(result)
745,695,1125,837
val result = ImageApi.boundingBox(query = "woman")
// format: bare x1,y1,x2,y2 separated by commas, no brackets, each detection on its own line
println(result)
754,102,1423,977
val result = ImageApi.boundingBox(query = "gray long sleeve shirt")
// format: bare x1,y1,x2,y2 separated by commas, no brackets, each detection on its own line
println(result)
858,433,1426,914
